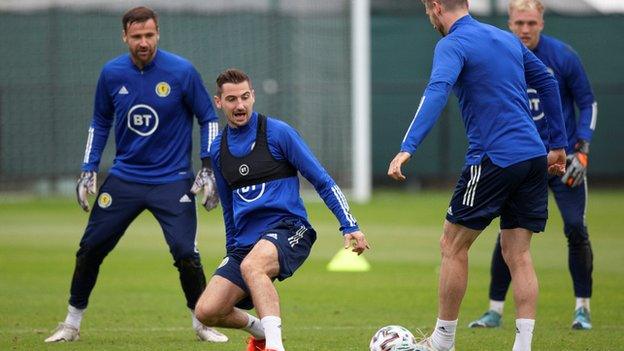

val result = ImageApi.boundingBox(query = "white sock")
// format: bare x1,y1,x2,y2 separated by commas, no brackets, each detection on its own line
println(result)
490,300,505,315
575,298,590,311
191,310,203,330
244,313,265,339
261,316,284,351
64,305,85,329
431,318,457,351
512,318,535,351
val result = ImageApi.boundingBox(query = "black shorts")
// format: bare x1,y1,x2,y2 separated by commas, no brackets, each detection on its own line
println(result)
214,217,317,309
446,156,548,232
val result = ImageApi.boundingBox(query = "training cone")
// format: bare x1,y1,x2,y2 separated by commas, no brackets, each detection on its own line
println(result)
326,248,371,272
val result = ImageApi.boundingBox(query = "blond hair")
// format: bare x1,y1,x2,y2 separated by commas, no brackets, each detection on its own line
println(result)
508,0,545,15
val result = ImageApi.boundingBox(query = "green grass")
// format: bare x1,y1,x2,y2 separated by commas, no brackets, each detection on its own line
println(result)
1,190,623,350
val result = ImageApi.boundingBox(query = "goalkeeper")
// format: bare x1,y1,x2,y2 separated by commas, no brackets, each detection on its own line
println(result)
468,0,597,331
193,69,369,351
45,6,227,343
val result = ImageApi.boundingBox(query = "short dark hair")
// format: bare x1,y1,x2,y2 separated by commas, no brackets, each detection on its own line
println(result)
216,68,252,96
122,6,158,32
421,0,468,10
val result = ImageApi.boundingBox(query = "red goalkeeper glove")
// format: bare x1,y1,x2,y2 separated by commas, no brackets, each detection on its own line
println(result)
561,140,589,188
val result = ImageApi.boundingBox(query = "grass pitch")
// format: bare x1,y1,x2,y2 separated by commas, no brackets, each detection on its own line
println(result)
1,190,623,350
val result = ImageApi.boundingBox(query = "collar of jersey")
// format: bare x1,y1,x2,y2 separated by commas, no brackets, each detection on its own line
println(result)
128,49,160,72
227,111,258,135
448,14,473,35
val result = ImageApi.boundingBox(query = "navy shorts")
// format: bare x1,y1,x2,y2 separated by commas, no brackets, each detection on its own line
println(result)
214,217,317,310
80,175,199,261
446,156,548,232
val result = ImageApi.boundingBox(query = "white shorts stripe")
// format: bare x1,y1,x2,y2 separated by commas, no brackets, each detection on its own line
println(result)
462,165,481,207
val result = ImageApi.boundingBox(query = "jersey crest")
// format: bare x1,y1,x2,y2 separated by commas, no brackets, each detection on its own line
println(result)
155,81,171,97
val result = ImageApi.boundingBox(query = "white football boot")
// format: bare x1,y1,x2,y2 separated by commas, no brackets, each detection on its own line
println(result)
44,322,80,343
195,325,228,342
416,337,455,351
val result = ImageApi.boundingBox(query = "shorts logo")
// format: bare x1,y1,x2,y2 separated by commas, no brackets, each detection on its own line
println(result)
127,104,159,136
217,257,229,269
287,226,307,247
239,164,249,176
265,233,278,240
98,192,112,208
155,82,171,97
236,183,266,203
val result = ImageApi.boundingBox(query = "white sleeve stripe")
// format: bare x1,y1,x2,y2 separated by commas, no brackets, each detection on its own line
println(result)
207,122,219,152
590,101,598,131
83,127,94,164
331,185,357,227
402,96,426,144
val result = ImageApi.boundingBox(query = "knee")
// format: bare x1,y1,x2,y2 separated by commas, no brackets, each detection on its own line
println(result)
501,247,530,269
194,300,230,326
439,235,468,261
240,257,260,281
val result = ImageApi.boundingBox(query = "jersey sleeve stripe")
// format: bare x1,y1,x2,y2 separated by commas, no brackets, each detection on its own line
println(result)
402,95,426,144
331,185,357,227
207,121,219,152
83,127,94,164
590,102,598,131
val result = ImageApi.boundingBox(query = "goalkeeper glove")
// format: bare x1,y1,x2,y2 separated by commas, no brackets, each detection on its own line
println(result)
561,140,589,188
76,171,97,212
191,161,219,211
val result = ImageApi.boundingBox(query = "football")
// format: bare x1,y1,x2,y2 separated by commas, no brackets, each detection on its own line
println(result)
369,325,419,351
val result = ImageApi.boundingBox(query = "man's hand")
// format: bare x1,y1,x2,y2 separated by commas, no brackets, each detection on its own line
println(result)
343,231,370,256
547,148,566,176
76,171,97,212
191,168,219,211
561,140,589,187
387,152,411,181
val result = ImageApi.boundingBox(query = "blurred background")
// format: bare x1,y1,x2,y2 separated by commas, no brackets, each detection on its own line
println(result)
0,0,623,198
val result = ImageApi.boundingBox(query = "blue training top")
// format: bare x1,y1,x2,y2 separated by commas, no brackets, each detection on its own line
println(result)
527,34,597,152
401,15,567,168
210,112,359,251
81,49,219,184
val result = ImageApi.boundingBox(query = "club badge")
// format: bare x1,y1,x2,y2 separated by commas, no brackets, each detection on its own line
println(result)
98,192,113,208
155,82,171,97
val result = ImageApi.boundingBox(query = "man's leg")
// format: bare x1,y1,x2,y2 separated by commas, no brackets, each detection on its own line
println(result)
241,239,283,351
468,232,510,328
427,220,481,350
550,176,593,329
46,176,144,342
147,179,227,342
500,228,537,351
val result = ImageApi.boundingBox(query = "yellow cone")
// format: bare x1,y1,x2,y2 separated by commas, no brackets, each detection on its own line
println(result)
326,249,371,272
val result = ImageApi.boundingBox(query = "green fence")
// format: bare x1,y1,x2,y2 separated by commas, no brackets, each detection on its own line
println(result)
1,10,622,190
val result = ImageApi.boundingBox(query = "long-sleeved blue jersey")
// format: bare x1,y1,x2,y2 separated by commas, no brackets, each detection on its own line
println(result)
210,112,359,251
527,34,597,152
82,49,219,184
401,15,567,168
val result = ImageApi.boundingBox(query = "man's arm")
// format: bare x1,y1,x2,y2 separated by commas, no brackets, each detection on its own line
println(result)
77,70,114,212
523,45,567,175
561,49,596,187
565,48,597,143
185,65,220,210
390,38,463,180
273,122,368,253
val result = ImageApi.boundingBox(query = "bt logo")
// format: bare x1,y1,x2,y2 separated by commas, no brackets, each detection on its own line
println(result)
236,183,266,203
127,104,159,136
527,89,544,121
